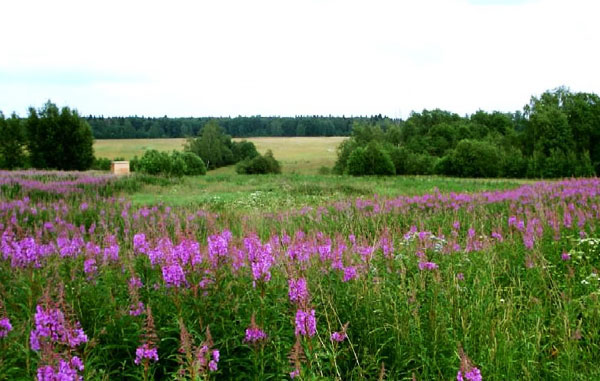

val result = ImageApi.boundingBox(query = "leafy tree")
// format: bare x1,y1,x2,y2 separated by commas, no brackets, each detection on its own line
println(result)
231,140,259,162
0,112,27,169
451,140,501,178
185,120,234,169
25,101,94,170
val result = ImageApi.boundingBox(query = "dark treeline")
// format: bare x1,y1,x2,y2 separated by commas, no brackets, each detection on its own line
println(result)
335,87,600,178
85,115,392,139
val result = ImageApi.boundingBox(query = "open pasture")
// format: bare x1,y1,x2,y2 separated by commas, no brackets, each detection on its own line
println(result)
94,137,346,174
1,171,600,380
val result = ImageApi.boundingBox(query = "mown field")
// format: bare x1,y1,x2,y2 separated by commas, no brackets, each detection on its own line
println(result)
94,137,346,174
1,167,600,380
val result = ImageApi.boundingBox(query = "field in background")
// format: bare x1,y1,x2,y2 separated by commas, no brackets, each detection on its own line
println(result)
94,137,346,174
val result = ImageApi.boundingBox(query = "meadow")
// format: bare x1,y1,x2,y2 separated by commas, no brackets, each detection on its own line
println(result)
1,169,600,380
94,137,346,174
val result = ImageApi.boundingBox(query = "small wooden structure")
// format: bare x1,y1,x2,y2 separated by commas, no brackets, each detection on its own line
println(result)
111,161,130,175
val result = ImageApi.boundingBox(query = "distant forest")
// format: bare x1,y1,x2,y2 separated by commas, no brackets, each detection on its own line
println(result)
86,115,390,139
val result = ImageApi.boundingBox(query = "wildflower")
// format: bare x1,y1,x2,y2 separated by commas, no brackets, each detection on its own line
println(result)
342,266,358,282
295,309,316,337
0,317,12,338
457,367,482,381
135,343,159,365
129,276,143,289
162,264,187,288
288,278,309,304
456,273,465,281
37,357,85,381
330,331,347,342
30,305,88,351
418,261,438,271
129,302,145,317
245,327,267,343
561,252,571,261
290,368,300,378
244,313,267,344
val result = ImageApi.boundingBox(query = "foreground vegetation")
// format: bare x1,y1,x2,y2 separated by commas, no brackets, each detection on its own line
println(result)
1,171,600,380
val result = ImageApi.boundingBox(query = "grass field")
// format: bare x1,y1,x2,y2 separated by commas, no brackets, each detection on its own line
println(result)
129,174,526,211
94,137,346,174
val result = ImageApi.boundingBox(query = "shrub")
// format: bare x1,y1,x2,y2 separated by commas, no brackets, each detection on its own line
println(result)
318,166,331,175
236,150,281,174
91,157,112,171
180,151,207,176
137,150,172,176
346,143,395,176
232,140,259,162
346,147,368,176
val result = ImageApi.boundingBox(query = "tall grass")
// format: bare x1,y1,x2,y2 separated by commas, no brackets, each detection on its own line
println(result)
1,172,599,379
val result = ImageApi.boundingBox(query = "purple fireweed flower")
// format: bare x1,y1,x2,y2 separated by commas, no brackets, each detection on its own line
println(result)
83,258,97,275
129,276,143,289
37,356,85,381
288,278,309,304
133,233,148,254
457,367,482,381
197,345,219,372
162,264,187,288
418,261,438,271
290,368,300,378
456,273,465,281
245,327,267,343
295,309,316,337
0,317,12,338
561,252,571,261
129,302,145,317
30,305,88,351
342,266,358,282
134,343,159,365
330,331,347,342
208,230,232,266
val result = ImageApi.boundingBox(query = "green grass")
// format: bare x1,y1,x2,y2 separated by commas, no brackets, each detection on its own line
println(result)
94,137,346,175
2,172,600,379
128,174,526,211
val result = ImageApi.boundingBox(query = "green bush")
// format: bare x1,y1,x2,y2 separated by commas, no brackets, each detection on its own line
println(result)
346,143,395,176
91,157,112,171
236,150,281,174
346,147,368,176
180,151,207,176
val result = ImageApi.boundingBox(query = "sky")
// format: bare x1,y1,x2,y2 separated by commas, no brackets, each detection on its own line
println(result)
1,0,599,119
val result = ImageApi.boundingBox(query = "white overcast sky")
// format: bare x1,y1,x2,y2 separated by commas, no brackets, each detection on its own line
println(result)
1,0,598,118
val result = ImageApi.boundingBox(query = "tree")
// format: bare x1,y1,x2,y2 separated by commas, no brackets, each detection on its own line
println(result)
0,112,27,169
25,101,94,170
185,120,233,169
